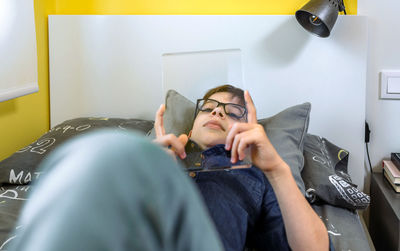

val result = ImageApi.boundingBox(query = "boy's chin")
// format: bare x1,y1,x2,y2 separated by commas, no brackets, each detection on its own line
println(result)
190,130,226,149
202,138,226,149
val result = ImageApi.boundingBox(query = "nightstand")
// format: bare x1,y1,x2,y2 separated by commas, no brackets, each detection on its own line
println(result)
369,172,400,251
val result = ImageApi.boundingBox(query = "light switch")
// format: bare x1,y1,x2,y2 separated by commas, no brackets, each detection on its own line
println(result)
387,77,400,94
380,71,400,99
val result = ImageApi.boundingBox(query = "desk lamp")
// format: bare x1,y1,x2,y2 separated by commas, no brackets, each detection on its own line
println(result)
295,0,346,38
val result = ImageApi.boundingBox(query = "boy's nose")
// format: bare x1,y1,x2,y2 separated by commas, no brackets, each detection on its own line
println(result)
211,107,225,118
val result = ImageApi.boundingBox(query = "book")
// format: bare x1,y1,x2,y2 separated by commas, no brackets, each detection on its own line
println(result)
391,152,400,171
383,160,400,185
383,169,400,193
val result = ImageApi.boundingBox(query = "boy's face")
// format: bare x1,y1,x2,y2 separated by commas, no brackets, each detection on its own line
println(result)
190,92,246,149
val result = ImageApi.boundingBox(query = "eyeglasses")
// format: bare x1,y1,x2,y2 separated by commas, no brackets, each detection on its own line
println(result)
195,98,247,120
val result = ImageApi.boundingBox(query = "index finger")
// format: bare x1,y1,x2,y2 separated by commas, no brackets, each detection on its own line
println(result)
244,90,257,124
154,104,166,137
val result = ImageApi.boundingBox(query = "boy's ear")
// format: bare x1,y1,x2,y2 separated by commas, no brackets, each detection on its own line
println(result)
188,130,192,138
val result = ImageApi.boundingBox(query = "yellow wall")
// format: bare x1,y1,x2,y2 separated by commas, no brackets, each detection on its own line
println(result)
0,0,357,161
54,0,357,15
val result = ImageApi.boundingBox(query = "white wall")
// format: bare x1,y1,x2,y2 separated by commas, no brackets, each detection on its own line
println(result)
358,1,400,173
49,15,368,189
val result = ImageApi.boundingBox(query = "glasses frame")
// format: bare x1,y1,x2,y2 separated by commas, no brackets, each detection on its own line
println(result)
194,98,247,121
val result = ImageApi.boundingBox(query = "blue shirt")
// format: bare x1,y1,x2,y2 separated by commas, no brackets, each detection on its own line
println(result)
183,141,290,251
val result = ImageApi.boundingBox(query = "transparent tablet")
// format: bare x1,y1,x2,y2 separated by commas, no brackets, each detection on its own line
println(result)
180,142,252,172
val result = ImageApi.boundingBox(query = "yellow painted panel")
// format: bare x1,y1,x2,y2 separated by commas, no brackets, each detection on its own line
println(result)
56,0,357,15
0,0,55,161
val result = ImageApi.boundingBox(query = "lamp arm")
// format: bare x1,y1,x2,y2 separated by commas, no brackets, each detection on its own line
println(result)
338,0,347,14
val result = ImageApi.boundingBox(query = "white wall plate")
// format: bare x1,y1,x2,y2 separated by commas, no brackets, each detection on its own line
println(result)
380,70,400,99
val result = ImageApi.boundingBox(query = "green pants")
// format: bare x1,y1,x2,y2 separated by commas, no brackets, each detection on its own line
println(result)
10,130,223,251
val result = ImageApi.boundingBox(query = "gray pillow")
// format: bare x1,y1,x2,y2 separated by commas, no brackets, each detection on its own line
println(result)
0,117,154,185
258,103,310,194
150,89,310,194
149,90,196,138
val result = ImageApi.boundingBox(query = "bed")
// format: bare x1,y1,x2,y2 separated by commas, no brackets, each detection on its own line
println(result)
0,15,374,250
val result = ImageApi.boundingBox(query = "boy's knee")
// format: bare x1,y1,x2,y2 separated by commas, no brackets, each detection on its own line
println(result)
39,129,172,180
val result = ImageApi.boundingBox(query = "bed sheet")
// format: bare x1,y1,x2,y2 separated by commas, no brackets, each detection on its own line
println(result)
312,204,374,251
0,185,374,250
0,184,30,250
0,169,374,249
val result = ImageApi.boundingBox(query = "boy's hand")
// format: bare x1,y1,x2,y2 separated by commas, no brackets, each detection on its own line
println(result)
225,91,285,173
153,104,188,159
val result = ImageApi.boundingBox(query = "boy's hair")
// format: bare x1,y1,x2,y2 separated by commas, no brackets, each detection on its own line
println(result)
202,85,245,106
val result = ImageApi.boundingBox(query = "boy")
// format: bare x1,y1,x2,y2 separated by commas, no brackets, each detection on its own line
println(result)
154,85,328,251
9,85,329,251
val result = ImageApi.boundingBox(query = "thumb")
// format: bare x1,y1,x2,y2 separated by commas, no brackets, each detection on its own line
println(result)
177,134,188,159
178,134,189,146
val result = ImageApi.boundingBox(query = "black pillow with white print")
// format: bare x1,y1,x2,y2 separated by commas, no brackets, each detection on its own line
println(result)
301,133,370,210
0,117,154,186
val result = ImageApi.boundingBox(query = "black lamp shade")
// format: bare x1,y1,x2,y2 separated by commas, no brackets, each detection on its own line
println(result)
295,0,340,38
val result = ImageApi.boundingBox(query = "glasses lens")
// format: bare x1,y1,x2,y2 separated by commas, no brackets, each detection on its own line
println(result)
200,99,218,111
225,104,246,118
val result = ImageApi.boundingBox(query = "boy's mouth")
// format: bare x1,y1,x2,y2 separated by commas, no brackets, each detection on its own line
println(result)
204,121,225,131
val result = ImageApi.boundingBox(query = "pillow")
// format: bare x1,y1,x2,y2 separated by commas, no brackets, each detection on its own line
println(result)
258,103,310,194
301,133,370,210
149,89,310,194
148,90,196,138
0,117,154,185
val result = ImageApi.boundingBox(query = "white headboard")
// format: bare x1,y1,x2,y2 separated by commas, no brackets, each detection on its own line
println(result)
48,15,368,189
